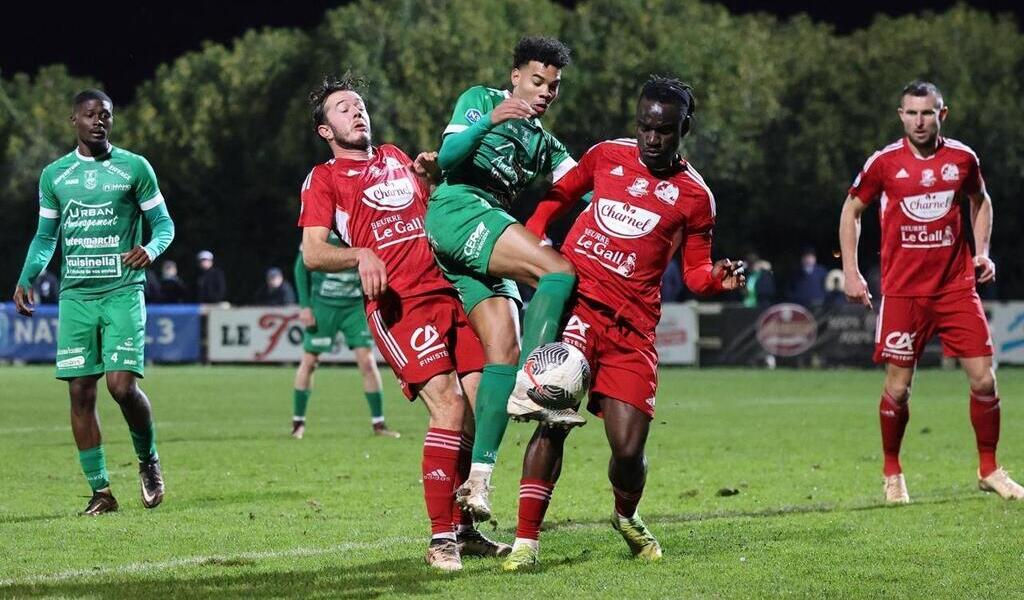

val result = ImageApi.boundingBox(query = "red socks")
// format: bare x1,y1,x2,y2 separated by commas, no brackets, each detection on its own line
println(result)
515,479,554,540
879,392,910,476
613,486,643,519
452,432,474,529
423,428,460,538
970,391,1000,478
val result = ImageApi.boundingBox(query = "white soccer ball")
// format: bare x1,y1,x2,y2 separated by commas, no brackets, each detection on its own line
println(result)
519,342,591,410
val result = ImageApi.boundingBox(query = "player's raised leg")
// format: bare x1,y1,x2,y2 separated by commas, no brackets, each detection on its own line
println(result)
291,351,319,439
106,371,163,509
69,376,119,515
353,346,398,437
962,356,1024,499
880,363,913,504
601,396,661,560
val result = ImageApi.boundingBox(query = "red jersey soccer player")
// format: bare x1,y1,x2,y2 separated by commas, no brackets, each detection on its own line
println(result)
297,75,511,571
840,80,1023,503
501,77,745,571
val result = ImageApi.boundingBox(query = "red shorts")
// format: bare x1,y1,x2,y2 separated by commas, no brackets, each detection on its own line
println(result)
560,296,658,419
874,288,992,367
367,291,485,399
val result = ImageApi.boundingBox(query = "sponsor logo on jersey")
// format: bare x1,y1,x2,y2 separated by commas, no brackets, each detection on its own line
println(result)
895,168,909,179
103,183,132,192
572,228,640,278
465,108,483,123
920,168,936,187
102,161,132,180
57,356,86,369
610,165,624,176
53,162,81,186
371,213,425,249
593,199,661,239
627,177,649,198
654,181,679,206
883,331,916,357
563,315,590,344
384,156,404,171
411,324,446,361
57,346,85,356
361,178,416,211
462,222,490,260
899,190,954,222
84,170,98,190
123,358,138,366
64,200,118,232
941,163,959,182
64,178,79,186
64,234,121,249
900,224,954,248
65,254,121,279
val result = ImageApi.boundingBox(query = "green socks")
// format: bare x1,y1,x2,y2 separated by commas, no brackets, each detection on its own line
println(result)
365,391,384,420
129,423,159,463
79,445,110,492
471,364,517,465
519,272,576,367
293,389,311,420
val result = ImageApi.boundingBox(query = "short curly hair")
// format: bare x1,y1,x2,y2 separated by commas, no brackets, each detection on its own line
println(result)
309,72,367,133
512,36,571,69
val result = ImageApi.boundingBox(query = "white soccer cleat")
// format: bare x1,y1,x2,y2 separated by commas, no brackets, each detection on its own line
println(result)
978,468,1024,500
455,474,493,522
424,539,462,572
884,473,910,504
507,375,586,429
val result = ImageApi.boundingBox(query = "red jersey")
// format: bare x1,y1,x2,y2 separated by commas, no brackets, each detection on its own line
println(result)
849,137,984,297
528,139,720,334
297,144,451,308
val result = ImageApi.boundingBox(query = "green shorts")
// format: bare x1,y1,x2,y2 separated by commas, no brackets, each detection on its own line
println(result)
425,184,521,314
303,299,372,354
56,288,146,379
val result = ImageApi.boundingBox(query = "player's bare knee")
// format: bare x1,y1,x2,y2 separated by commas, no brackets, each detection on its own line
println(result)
107,381,138,404
969,372,996,397
69,382,97,413
884,383,911,405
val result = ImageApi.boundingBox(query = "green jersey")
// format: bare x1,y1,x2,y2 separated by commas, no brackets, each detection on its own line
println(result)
438,85,575,210
39,146,163,299
296,233,362,307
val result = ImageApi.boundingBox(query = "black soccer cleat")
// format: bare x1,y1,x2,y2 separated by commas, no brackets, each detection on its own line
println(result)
80,490,119,516
139,459,165,509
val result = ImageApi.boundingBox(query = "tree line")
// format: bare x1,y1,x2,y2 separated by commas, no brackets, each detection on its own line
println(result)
3,0,1022,300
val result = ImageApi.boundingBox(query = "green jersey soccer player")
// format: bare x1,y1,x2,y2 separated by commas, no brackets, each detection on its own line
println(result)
13,90,175,516
423,37,581,521
291,233,398,439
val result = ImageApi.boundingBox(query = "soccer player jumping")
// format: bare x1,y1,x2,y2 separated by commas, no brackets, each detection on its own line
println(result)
502,77,745,570
839,80,1023,503
13,90,175,515
297,75,510,571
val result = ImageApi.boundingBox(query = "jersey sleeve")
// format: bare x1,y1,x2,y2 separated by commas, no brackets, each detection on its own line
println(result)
525,142,598,239
297,166,336,229
442,86,492,136
133,156,165,210
546,133,576,183
963,152,984,196
848,152,885,204
680,187,722,295
37,168,59,219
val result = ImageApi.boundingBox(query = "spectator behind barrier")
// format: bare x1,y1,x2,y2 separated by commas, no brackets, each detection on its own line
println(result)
32,269,60,304
195,249,228,303
787,246,827,307
159,260,189,303
252,267,296,306
743,254,776,308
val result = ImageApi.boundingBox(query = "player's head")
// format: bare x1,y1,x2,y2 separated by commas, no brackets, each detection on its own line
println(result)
71,89,113,147
310,73,371,151
510,36,571,116
636,75,696,172
898,80,946,147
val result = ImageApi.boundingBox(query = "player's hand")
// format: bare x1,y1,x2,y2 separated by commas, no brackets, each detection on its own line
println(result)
712,259,746,291
356,248,388,301
121,245,152,269
489,97,534,125
13,284,35,317
843,270,873,310
298,307,316,328
974,255,996,284
412,151,440,183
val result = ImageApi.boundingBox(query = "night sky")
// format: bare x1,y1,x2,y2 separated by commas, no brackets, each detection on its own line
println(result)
2,0,1021,101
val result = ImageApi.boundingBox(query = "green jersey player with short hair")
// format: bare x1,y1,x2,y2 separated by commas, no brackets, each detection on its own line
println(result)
291,233,399,439
423,36,582,522
13,89,175,516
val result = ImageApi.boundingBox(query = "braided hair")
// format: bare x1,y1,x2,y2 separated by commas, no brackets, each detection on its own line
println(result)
640,75,696,136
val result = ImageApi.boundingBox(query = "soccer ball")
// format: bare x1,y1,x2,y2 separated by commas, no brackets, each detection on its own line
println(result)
519,342,591,410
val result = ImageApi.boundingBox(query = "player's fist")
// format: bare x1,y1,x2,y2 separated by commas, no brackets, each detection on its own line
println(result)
13,284,35,317
121,245,152,269
843,270,873,310
974,255,996,284
489,97,534,125
298,307,316,328
356,248,388,301
712,258,746,291
412,151,440,183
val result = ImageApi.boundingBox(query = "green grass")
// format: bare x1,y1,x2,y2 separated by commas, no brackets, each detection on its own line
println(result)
1,365,1022,598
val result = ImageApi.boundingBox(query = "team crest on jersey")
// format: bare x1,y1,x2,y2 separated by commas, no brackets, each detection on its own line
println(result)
84,170,98,190
384,156,404,171
465,108,483,123
941,163,959,182
594,198,660,239
627,177,649,198
362,178,416,211
654,181,679,206
920,168,936,187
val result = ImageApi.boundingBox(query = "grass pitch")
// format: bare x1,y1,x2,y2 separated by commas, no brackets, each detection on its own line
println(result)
1,365,1022,598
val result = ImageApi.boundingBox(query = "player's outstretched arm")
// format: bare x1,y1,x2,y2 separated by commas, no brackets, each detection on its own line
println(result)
968,188,995,283
13,215,59,316
301,226,387,300
437,97,533,172
838,194,872,308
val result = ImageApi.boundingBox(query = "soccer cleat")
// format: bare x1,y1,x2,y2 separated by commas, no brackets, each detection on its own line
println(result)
883,473,910,504
458,528,512,557
611,512,663,560
978,468,1024,500
424,539,462,572
291,419,305,439
80,490,119,516
373,422,401,438
508,379,586,429
455,475,493,522
139,459,165,509
501,544,540,572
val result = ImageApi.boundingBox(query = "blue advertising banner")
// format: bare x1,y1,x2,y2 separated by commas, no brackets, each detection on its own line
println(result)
0,303,201,363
